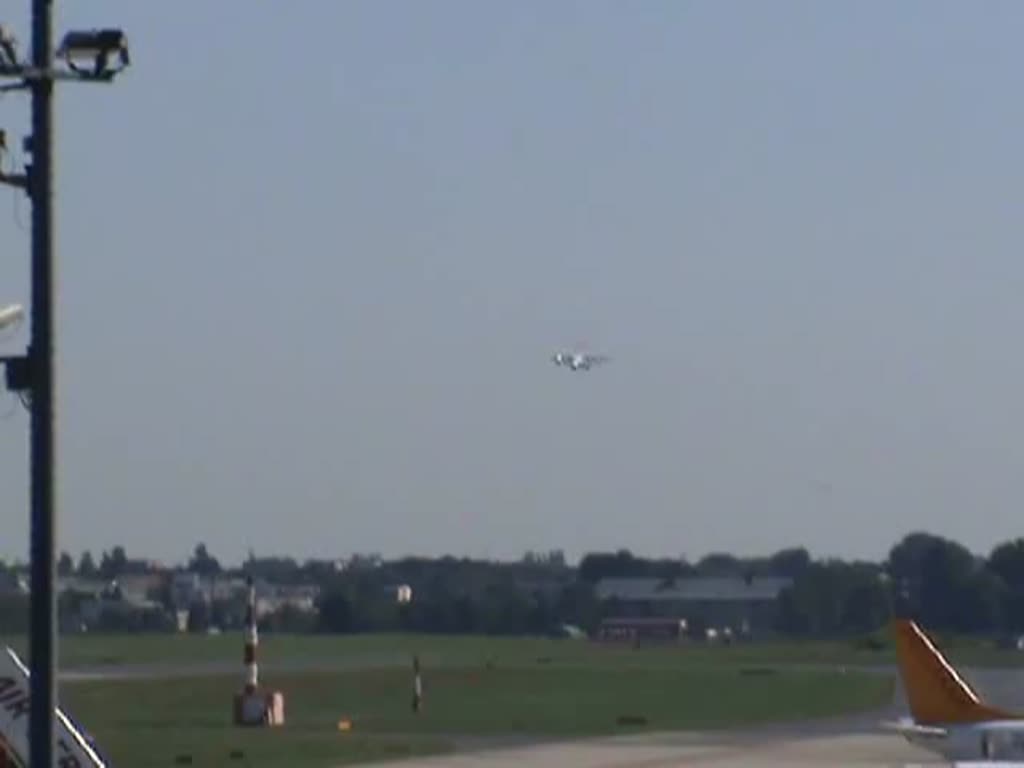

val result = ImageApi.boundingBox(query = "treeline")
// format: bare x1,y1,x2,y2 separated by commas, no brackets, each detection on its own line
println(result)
572,547,893,638
270,533,1024,638
775,532,1024,637
5,532,1024,638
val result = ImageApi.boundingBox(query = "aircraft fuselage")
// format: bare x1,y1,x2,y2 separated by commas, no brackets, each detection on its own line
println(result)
904,720,1024,761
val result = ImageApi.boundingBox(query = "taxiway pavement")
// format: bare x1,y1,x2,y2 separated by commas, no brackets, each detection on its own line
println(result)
361,730,940,768
358,664,1024,768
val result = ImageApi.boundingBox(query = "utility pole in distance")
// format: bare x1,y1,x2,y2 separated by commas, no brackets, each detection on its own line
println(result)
0,5,130,765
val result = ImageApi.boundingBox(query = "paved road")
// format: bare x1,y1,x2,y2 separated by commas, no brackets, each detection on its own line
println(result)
360,730,941,768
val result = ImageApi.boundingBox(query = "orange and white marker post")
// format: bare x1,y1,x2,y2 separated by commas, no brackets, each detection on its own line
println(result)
232,576,286,726
243,576,258,695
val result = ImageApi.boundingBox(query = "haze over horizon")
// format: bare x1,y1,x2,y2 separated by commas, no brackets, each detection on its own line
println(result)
3,1,1024,567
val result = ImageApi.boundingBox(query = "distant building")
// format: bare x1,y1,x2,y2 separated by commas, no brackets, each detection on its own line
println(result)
593,575,793,638
254,581,320,615
170,571,204,608
596,616,688,644
166,571,321,631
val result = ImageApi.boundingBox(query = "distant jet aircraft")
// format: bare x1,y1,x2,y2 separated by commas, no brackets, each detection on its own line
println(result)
551,350,609,371
881,618,1024,762
0,303,23,332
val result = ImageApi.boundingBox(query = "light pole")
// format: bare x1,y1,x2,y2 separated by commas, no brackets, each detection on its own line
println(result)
0,3,129,766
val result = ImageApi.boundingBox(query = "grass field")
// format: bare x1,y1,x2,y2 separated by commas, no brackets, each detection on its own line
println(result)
60,663,892,768
5,633,901,768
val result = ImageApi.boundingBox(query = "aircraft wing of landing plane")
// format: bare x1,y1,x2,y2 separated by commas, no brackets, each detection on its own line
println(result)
0,646,107,768
0,304,23,332
884,618,1024,762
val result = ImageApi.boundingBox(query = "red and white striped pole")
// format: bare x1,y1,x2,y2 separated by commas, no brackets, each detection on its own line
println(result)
243,576,258,695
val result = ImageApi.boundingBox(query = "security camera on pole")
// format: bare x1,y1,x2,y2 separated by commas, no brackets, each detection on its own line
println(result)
0,9,130,767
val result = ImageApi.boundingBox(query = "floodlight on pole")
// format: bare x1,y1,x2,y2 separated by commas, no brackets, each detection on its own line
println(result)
0,5,130,768
0,24,130,85
57,29,129,79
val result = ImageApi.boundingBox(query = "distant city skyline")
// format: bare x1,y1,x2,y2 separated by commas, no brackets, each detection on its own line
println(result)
3,1,1024,565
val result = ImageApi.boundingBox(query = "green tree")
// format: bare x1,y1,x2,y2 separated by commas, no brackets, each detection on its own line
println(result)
99,546,128,579
990,540,1024,586
988,538,1024,632
317,590,355,633
887,532,976,630
840,574,891,633
769,547,812,579
452,594,479,633
955,569,1006,633
578,550,641,582
188,543,221,575
57,552,74,577
77,551,98,577
917,540,975,629
695,552,742,576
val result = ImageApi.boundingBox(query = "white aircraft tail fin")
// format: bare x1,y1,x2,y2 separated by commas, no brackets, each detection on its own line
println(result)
0,647,107,768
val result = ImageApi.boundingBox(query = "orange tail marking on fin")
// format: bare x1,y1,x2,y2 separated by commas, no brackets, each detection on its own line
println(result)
891,619,1017,724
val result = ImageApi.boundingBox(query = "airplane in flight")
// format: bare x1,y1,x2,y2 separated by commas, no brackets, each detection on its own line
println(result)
0,304,23,332
551,350,609,372
883,617,1024,763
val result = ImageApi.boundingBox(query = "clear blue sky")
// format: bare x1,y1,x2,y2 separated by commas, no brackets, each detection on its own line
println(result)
2,1,1024,567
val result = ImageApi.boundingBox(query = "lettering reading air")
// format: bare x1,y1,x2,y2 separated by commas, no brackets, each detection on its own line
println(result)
0,677,29,721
